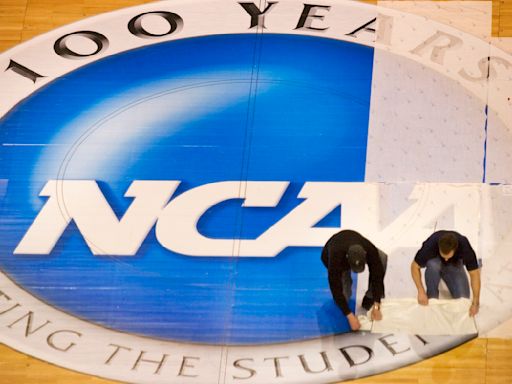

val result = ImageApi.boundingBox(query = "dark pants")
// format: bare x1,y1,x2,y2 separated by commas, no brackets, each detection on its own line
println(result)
425,257,470,299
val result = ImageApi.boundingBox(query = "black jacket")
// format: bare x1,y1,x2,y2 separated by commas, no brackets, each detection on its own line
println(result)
321,230,385,315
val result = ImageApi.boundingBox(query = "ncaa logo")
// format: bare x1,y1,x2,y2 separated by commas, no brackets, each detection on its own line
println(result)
0,1,511,383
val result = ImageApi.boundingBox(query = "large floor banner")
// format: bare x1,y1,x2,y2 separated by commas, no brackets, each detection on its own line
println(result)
0,1,511,383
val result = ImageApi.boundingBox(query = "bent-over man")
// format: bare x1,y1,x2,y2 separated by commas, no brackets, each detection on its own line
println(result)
321,229,387,331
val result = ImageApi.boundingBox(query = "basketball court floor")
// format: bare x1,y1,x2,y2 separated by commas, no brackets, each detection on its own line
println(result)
0,1,512,383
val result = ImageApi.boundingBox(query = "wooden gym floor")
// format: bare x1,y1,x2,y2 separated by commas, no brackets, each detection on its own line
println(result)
0,1,511,383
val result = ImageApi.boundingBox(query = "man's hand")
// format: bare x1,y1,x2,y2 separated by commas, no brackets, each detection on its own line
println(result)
347,313,361,331
371,305,382,321
469,302,479,317
417,291,428,305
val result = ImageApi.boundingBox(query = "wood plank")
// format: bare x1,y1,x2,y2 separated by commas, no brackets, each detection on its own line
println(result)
485,338,512,384
2,0,511,49
1,338,511,384
0,343,116,384
352,338,488,384
498,0,512,36
493,0,501,36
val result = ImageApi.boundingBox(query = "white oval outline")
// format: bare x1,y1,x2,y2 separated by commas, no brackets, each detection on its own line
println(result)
0,1,510,383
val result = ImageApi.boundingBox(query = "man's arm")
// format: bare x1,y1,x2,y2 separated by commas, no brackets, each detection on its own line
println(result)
368,248,385,304
458,235,480,316
411,261,428,305
368,246,385,321
327,271,361,331
411,234,436,305
469,268,481,316
326,252,361,331
327,271,350,316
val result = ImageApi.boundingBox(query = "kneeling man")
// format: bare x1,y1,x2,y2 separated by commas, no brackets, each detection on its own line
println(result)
411,230,481,316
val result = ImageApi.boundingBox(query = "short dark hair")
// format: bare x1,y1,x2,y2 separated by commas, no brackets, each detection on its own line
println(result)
438,233,458,254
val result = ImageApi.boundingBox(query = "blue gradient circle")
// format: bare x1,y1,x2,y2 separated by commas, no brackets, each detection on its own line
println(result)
0,34,374,344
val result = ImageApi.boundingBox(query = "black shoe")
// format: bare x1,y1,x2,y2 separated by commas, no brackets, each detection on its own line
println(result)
361,295,374,311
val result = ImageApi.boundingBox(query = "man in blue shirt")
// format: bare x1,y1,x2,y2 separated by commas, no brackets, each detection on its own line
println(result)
411,230,481,316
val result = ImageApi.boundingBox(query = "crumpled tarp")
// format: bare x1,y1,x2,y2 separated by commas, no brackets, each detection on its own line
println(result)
358,298,478,335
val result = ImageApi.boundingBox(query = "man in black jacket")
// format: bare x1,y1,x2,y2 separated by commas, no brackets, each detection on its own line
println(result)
321,229,387,331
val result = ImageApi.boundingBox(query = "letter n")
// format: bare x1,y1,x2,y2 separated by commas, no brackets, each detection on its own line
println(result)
14,180,178,255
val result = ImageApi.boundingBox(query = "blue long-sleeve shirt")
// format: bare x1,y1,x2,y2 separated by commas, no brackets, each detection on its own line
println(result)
414,230,479,271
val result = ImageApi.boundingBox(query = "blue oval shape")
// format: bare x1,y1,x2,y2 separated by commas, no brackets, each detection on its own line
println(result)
0,33,374,344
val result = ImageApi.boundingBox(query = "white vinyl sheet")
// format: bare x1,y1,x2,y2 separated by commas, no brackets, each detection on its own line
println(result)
360,298,478,335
